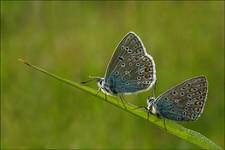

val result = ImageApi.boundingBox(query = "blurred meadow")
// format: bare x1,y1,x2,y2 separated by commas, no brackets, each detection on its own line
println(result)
1,1,224,149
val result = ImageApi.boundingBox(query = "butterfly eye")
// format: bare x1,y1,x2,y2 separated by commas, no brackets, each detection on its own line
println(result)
121,46,125,50
136,63,140,66
125,47,129,51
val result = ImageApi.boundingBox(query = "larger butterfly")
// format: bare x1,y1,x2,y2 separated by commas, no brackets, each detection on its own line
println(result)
83,32,156,98
147,76,208,121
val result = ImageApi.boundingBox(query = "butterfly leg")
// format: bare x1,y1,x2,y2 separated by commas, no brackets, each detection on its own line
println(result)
163,119,167,131
96,88,101,96
121,95,129,104
154,113,165,125
119,95,127,109
81,76,102,84
104,93,107,101
132,105,147,110
133,108,151,120
132,105,150,119
146,110,154,120
156,113,167,131
147,111,150,120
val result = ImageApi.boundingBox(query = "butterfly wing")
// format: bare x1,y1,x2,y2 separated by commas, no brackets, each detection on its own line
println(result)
155,76,208,121
104,32,156,94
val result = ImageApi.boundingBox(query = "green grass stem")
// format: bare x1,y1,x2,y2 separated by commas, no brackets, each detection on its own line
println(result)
18,58,222,149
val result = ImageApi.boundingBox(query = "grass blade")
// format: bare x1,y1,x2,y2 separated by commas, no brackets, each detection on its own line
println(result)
18,58,222,149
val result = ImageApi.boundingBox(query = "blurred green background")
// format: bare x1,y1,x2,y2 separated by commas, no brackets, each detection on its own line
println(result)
1,1,224,149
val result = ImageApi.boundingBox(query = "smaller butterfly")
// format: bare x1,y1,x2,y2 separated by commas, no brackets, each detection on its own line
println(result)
146,76,208,121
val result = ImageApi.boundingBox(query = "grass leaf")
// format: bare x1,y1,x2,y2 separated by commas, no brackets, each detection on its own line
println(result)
18,58,222,149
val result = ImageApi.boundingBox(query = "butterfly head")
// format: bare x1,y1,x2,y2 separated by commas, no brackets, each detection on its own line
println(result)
97,78,105,90
147,97,157,114
97,78,111,95
97,78,104,87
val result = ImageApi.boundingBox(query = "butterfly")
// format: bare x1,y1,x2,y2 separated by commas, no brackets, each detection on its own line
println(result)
146,76,208,121
82,32,156,102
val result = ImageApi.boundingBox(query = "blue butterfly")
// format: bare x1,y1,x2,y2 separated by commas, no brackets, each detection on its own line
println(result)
146,76,208,121
83,32,156,102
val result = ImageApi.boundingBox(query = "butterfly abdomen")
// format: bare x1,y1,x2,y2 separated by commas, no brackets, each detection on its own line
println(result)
107,76,118,95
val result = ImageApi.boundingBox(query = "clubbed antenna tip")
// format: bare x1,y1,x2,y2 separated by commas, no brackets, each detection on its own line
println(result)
18,58,31,67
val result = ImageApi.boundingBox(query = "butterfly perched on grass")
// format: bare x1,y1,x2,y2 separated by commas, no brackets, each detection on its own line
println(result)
82,32,156,104
146,76,208,121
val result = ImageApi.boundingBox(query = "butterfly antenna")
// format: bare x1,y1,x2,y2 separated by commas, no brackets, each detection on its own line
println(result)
80,76,102,84
132,105,147,111
104,93,107,101
81,78,96,84
152,79,157,97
